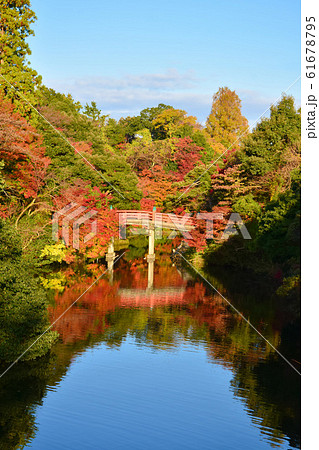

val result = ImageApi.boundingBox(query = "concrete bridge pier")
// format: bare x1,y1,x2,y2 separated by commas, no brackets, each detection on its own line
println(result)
146,225,155,289
108,266,114,284
147,225,155,259
147,260,154,289
106,237,116,271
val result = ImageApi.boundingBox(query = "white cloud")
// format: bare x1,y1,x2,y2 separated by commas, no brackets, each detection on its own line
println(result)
44,70,296,124
49,69,197,93
46,70,210,120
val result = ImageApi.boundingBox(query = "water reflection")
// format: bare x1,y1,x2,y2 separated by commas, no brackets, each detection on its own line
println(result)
0,253,300,449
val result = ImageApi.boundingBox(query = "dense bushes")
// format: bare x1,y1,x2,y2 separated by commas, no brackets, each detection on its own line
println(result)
0,220,57,361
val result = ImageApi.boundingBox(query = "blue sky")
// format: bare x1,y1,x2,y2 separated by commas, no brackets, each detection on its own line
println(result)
29,0,300,124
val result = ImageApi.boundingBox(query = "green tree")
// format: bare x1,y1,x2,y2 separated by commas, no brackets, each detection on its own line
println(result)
0,0,41,117
152,108,197,140
206,87,248,148
83,101,109,127
89,153,142,209
104,117,127,146
138,103,173,139
111,104,173,144
239,95,300,178
255,169,301,265
0,220,58,361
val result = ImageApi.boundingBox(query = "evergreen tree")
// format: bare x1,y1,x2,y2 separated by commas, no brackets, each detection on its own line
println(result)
0,0,41,117
239,95,301,178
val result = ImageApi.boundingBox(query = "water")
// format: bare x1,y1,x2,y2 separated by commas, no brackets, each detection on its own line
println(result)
0,253,300,449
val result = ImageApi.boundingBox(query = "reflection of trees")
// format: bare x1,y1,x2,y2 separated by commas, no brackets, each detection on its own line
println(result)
49,279,121,343
194,268,301,449
51,262,299,448
231,354,300,449
0,334,115,449
0,348,72,449
0,259,300,449
103,306,209,349
101,301,300,448
48,259,189,344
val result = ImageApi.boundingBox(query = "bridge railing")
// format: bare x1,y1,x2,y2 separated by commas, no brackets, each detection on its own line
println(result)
116,210,195,231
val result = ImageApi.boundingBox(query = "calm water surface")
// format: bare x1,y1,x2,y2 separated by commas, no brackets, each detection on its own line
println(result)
0,253,300,449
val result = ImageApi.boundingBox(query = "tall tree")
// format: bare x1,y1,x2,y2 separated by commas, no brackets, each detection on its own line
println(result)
206,87,248,148
239,95,300,178
0,0,41,117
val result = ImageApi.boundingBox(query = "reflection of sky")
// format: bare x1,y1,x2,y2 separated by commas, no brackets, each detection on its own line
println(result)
28,338,293,449
29,0,300,124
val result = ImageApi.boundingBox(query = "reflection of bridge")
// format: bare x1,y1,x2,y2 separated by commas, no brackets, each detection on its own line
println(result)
106,210,195,288
118,287,187,307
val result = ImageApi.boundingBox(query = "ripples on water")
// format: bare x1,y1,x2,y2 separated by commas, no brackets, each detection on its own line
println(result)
0,255,300,449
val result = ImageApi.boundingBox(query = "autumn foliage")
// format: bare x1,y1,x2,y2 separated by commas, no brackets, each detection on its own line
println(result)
0,95,51,207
